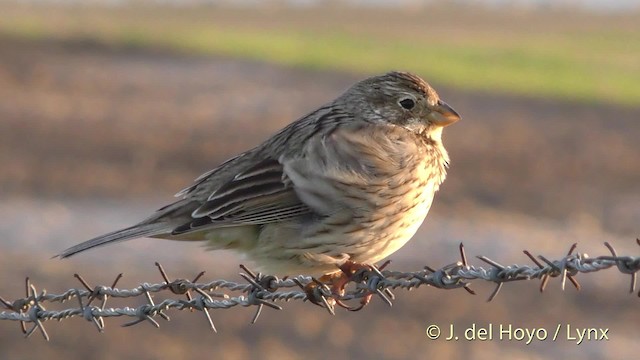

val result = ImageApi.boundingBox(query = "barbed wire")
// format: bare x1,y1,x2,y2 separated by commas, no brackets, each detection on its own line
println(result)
1,240,638,341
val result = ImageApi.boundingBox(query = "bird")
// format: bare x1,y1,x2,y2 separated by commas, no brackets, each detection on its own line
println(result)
58,71,460,279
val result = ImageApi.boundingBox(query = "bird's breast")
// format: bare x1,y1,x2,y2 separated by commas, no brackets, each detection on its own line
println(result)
350,151,447,263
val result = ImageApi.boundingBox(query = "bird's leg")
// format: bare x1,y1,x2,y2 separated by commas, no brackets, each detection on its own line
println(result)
302,274,338,313
302,267,361,311
334,260,394,311
332,260,376,311
303,260,392,312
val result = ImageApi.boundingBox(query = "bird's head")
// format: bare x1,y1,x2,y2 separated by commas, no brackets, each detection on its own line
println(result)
339,71,461,137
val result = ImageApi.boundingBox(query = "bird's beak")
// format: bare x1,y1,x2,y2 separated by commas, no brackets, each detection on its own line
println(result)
427,100,461,127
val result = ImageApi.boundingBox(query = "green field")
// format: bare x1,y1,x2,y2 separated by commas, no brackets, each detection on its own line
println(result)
1,4,639,105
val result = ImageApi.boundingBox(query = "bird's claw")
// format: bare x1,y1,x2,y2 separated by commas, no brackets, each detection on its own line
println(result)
334,294,372,312
334,260,382,311
301,276,337,315
303,260,391,312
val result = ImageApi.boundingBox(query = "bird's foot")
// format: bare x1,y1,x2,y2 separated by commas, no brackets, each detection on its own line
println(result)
333,260,376,311
301,275,338,314
303,260,393,312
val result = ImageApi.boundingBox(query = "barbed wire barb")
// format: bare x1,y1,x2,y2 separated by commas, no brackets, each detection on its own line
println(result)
1,240,639,341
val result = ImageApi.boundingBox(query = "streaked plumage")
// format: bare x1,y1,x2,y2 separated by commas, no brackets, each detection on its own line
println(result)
59,71,460,275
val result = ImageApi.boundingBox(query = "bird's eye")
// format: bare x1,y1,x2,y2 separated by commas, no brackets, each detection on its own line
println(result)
399,98,415,110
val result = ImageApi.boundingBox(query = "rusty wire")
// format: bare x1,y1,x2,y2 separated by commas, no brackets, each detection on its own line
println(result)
0,240,638,341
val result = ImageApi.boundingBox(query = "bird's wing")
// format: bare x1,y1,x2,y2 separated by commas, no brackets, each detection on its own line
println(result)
171,123,420,235
171,158,311,234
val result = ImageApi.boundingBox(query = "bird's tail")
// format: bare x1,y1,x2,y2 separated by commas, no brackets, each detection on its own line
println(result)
57,222,173,258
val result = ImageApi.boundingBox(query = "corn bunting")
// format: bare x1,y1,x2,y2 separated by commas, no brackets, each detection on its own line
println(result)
59,71,460,278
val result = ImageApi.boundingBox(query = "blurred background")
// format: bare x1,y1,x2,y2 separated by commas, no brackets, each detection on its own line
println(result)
0,0,638,359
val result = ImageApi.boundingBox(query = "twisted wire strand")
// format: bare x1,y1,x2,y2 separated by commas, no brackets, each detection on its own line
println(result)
0,241,638,341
